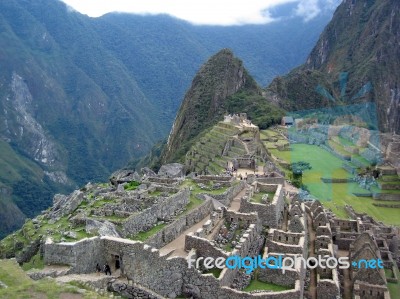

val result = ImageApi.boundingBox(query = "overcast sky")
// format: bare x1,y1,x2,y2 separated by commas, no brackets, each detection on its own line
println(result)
61,0,341,25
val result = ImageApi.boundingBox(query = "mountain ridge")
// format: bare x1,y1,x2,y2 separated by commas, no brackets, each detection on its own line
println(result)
265,0,400,133
161,49,284,165
0,0,335,237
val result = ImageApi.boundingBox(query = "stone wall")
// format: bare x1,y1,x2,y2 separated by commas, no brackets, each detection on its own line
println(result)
146,177,181,185
185,234,229,259
266,229,306,256
353,281,388,299
201,181,246,206
44,237,104,274
239,184,284,228
146,198,213,248
253,177,285,185
44,235,307,299
316,278,340,299
223,210,260,230
373,193,400,201
321,178,353,183
107,281,163,299
122,189,190,235
331,219,358,232
258,267,299,288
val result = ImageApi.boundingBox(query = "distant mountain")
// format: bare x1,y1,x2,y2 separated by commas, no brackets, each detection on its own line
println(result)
265,0,400,134
161,49,284,164
0,0,336,238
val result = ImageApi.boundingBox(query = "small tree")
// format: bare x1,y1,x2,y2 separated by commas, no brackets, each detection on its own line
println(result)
290,162,312,188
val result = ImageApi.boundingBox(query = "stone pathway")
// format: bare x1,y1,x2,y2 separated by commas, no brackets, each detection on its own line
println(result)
55,272,117,284
159,183,248,258
159,215,211,257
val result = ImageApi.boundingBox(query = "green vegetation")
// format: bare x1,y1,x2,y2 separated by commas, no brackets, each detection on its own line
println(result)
387,266,400,299
183,195,205,215
225,90,285,130
269,141,400,225
388,282,400,299
124,181,141,191
132,223,167,242
244,270,291,292
204,267,222,278
265,0,399,134
250,192,275,204
0,259,107,299
21,252,45,271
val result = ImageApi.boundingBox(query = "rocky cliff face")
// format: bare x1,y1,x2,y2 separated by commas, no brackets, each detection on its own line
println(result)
266,0,400,133
161,49,259,163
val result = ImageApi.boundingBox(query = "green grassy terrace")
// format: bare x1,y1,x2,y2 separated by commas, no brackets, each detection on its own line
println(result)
267,139,400,225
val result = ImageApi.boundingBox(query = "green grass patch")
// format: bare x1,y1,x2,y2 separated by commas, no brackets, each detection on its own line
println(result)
273,144,400,225
337,136,354,146
149,190,163,197
388,282,400,299
328,140,351,157
132,223,167,242
250,192,275,204
91,198,111,208
244,279,291,292
183,195,204,215
204,267,222,278
21,252,45,271
0,259,107,298
124,181,140,191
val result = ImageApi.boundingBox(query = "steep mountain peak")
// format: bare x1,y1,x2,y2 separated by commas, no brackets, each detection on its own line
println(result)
161,49,260,163
266,0,400,133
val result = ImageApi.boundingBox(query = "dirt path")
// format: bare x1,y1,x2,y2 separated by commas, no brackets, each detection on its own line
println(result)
229,187,247,212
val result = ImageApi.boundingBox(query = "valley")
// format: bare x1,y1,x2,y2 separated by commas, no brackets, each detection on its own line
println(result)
0,0,399,298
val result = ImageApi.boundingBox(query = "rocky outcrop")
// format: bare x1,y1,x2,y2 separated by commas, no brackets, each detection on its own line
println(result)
161,49,260,163
48,190,84,220
85,219,120,238
109,169,141,186
158,163,185,178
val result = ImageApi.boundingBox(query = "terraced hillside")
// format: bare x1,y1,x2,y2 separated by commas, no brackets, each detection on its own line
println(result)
185,121,258,174
262,126,400,225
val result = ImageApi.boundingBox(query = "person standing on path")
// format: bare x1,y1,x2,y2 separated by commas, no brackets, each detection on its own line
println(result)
104,264,112,275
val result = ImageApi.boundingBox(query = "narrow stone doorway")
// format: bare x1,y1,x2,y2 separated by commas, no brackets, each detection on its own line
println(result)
114,255,120,270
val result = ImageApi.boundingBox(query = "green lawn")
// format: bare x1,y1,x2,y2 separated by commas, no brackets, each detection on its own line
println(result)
251,192,275,203
272,144,400,225
0,259,107,299
244,279,291,292
132,223,167,241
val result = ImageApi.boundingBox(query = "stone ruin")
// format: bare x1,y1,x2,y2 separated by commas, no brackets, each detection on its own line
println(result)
30,169,399,299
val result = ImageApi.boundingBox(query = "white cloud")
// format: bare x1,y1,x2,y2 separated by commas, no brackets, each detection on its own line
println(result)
295,0,321,21
61,0,340,25
295,0,342,22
